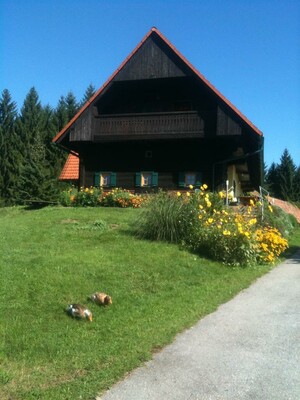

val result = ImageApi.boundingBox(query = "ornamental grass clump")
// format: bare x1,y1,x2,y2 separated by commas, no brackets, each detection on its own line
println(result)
135,189,198,242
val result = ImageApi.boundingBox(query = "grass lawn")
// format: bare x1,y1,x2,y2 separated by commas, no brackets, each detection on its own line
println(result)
0,206,299,400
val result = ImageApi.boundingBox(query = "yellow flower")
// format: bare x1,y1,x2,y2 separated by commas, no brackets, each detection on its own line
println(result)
249,218,257,225
189,184,194,190
218,191,225,198
199,204,203,209
223,230,231,236
177,191,181,197
186,192,190,197
208,218,214,224
268,205,273,213
206,201,212,208
198,215,203,220
250,199,255,206
203,184,208,189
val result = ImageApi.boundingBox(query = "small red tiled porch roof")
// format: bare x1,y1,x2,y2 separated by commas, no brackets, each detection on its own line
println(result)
59,154,79,181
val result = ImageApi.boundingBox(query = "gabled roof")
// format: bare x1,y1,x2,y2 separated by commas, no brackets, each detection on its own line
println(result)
53,27,262,144
59,153,79,180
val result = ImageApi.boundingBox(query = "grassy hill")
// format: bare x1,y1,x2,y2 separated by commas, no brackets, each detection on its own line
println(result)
0,206,298,399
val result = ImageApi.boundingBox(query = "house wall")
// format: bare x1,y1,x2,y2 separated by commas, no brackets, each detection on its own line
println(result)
78,138,236,190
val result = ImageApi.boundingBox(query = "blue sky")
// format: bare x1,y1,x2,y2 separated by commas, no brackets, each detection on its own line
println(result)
1,0,299,167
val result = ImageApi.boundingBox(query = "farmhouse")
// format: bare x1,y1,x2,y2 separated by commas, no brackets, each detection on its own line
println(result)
53,27,264,196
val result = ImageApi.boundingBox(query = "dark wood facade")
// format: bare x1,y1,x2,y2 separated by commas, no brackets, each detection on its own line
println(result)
54,28,264,195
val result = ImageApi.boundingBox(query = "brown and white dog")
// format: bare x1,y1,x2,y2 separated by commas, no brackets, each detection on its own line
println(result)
66,304,93,321
89,292,112,306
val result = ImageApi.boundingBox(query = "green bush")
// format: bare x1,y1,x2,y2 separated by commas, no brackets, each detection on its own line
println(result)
59,186,102,207
256,202,297,238
59,187,144,208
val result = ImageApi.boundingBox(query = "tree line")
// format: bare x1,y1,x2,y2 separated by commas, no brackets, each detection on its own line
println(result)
265,149,300,204
0,85,95,205
0,85,299,206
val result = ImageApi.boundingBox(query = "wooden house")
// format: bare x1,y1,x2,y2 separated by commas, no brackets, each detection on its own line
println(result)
53,27,264,196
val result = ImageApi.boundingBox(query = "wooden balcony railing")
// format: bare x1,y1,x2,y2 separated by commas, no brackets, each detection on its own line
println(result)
93,111,204,141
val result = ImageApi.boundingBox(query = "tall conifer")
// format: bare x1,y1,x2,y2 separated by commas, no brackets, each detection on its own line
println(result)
80,83,96,107
17,88,58,202
54,96,68,132
0,89,21,204
65,91,79,121
278,148,299,201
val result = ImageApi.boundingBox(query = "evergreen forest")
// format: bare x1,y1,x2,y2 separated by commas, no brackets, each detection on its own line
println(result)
0,86,299,206
0,85,95,206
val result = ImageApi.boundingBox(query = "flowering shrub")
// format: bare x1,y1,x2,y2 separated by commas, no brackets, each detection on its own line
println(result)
137,185,289,266
60,186,102,207
60,187,145,208
255,227,288,263
99,188,145,208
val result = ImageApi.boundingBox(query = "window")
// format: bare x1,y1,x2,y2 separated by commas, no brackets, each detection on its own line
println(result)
101,173,111,187
94,172,116,187
142,173,152,187
135,172,158,187
178,172,202,188
185,173,196,186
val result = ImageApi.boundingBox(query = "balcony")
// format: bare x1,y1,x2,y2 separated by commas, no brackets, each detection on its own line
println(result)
93,111,204,141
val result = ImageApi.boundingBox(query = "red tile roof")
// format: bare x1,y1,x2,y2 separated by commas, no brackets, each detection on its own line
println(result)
53,27,262,144
59,153,79,181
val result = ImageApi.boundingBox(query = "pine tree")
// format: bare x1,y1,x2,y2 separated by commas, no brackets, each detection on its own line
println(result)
277,148,298,201
44,104,67,180
65,91,79,121
0,89,21,204
80,83,96,107
295,167,300,203
54,96,69,132
266,149,300,202
17,88,59,203
265,162,280,198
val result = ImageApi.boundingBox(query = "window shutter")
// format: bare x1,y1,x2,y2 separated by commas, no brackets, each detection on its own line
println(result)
152,172,158,186
178,172,185,188
110,172,116,187
135,172,142,187
94,172,101,187
195,172,202,188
